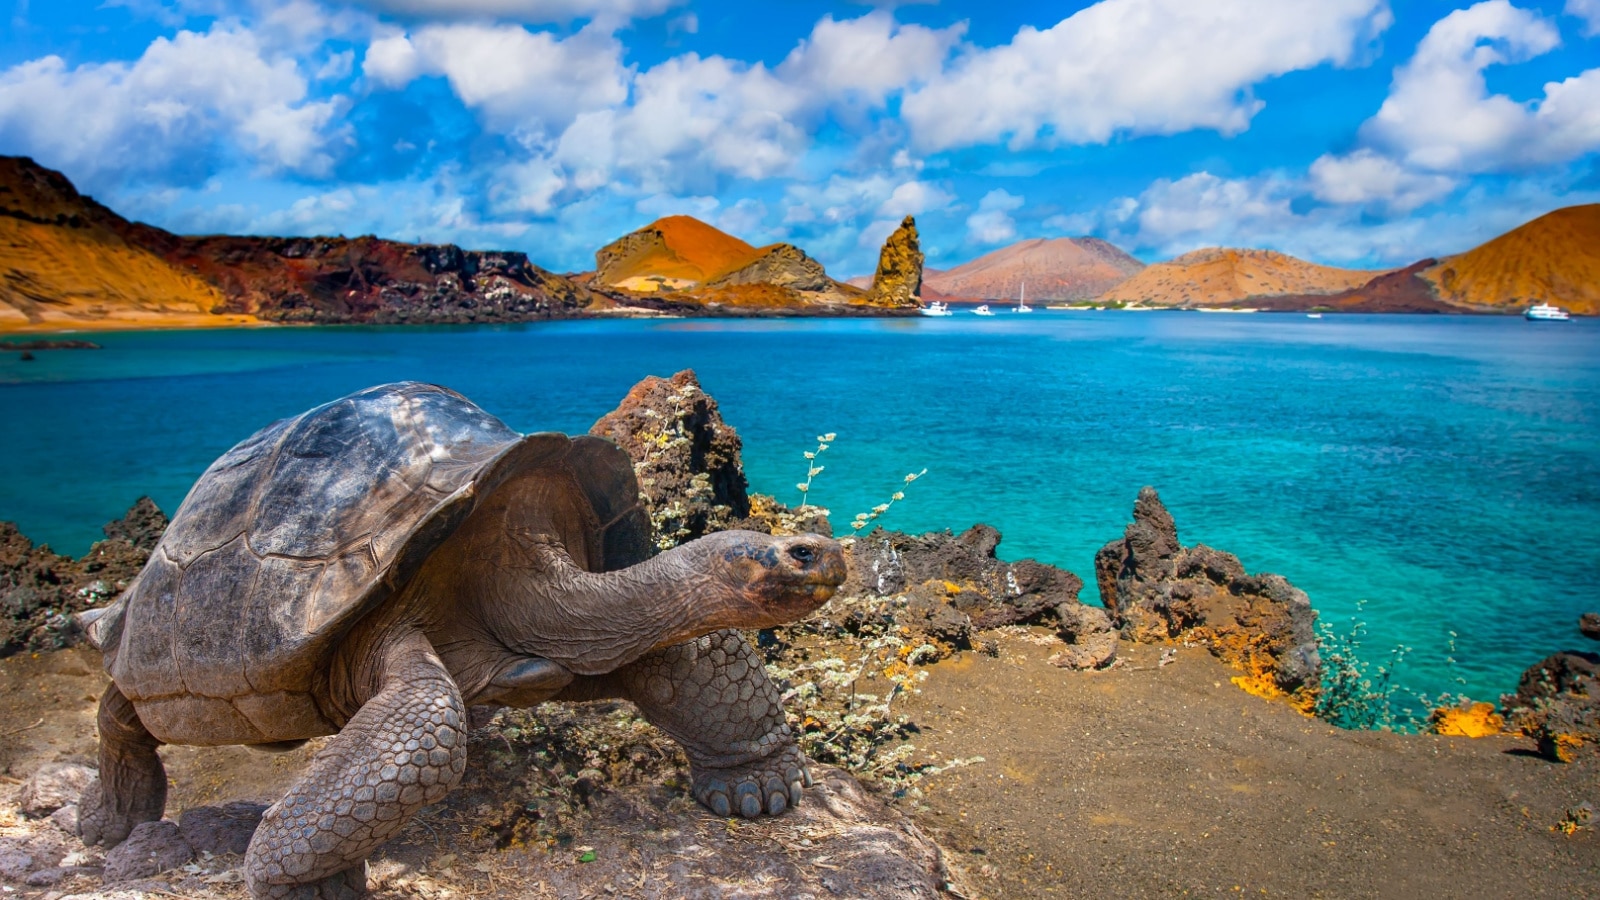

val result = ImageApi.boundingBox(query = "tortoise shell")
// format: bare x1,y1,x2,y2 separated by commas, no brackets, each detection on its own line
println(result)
93,382,650,711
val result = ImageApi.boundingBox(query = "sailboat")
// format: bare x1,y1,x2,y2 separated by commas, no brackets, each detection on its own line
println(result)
1013,281,1033,313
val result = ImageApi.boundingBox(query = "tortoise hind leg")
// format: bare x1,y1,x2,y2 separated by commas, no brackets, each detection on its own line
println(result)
79,683,167,847
244,629,466,900
559,629,809,819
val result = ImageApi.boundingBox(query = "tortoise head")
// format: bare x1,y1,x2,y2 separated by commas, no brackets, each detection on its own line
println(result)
692,530,847,630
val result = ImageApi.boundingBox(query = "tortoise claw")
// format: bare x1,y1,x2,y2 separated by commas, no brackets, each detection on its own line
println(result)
691,745,810,819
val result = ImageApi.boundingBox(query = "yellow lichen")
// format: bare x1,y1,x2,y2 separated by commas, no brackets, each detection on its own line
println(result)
1428,702,1504,738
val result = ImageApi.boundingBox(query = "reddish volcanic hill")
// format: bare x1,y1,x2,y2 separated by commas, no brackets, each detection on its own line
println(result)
925,238,1143,302
1097,248,1386,308
0,156,601,331
591,215,877,306
593,215,764,287
1422,204,1600,315
0,157,238,330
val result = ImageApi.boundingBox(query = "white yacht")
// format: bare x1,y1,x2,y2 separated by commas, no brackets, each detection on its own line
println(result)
919,301,953,317
1013,282,1033,313
973,304,994,316
1525,302,1570,321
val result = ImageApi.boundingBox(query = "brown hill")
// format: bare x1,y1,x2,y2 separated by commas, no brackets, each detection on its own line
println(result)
593,215,762,288
1097,248,1385,308
1421,204,1600,315
1251,261,1458,313
0,156,603,331
0,157,243,331
592,215,888,308
926,237,1144,302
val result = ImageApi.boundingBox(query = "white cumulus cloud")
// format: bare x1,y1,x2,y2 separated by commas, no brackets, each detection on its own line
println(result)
342,0,683,24
1361,0,1600,172
901,0,1392,152
1309,149,1458,211
777,12,964,107
361,22,629,136
1565,0,1600,35
0,24,343,184
965,189,1024,244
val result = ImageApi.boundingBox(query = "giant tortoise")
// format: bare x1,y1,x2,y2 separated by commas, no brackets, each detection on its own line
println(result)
78,382,845,899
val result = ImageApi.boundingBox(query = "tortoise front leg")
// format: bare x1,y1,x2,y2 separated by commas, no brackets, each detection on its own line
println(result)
560,629,810,819
244,629,466,899
79,683,167,847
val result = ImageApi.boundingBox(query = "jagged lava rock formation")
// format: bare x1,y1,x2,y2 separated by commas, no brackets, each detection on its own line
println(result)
842,523,1117,669
864,215,925,308
0,498,167,656
1095,487,1321,701
1096,247,1384,308
588,369,752,549
925,236,1144,302
1502,614,1600,762
0,156,603,329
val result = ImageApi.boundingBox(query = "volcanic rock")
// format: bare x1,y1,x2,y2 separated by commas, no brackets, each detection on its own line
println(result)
0,498,167,657
1579,612,1600,641
702,242,835,292
101,821,193,882
865,216,924,308
590,370,751,549
177,803,268,856
1051,602,1119,670
1502,633,1600,763
846,524,1090,633
1095,487,1321,697
18,763,94,818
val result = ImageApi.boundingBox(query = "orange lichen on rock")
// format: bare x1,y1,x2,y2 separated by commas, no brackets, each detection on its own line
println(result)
1539,732,1589,764
1428,702,1505,738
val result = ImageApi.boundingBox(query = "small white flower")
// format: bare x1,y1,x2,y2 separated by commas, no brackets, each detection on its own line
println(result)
796,483,809,492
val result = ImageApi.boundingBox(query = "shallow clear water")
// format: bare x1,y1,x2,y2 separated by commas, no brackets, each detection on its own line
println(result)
3,313,1596,703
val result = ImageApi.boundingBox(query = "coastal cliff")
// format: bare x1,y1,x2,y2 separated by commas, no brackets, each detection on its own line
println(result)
0,156,604,330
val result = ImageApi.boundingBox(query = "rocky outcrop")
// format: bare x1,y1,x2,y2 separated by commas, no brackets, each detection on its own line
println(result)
703,243,835,292
1095,487,1321,698
590,370,751,550
0,498,166,656
1579,612,1600,641
1502,615,1600,762
865,216,924,308
841,524,1116,668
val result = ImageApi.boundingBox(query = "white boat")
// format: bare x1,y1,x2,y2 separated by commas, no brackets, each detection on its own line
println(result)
1525,302,1570,321
919,301,953,317
973,304,994,316
1013,281,1033,313
1306,313,1323,319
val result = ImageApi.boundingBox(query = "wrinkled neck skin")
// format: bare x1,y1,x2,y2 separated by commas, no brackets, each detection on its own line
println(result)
470,534,745,677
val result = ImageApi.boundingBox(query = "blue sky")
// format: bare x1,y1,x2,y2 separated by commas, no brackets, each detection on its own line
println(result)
3,1,1598,277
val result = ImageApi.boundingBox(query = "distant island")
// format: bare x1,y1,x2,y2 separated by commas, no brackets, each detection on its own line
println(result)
1,154,1595,333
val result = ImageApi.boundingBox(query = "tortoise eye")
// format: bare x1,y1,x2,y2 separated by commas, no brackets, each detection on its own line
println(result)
788,545,815,565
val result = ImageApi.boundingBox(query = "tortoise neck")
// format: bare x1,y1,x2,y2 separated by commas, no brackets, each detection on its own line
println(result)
490,536,727,675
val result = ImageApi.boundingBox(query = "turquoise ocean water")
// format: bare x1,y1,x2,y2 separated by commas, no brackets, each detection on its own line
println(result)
2,313,1596,705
